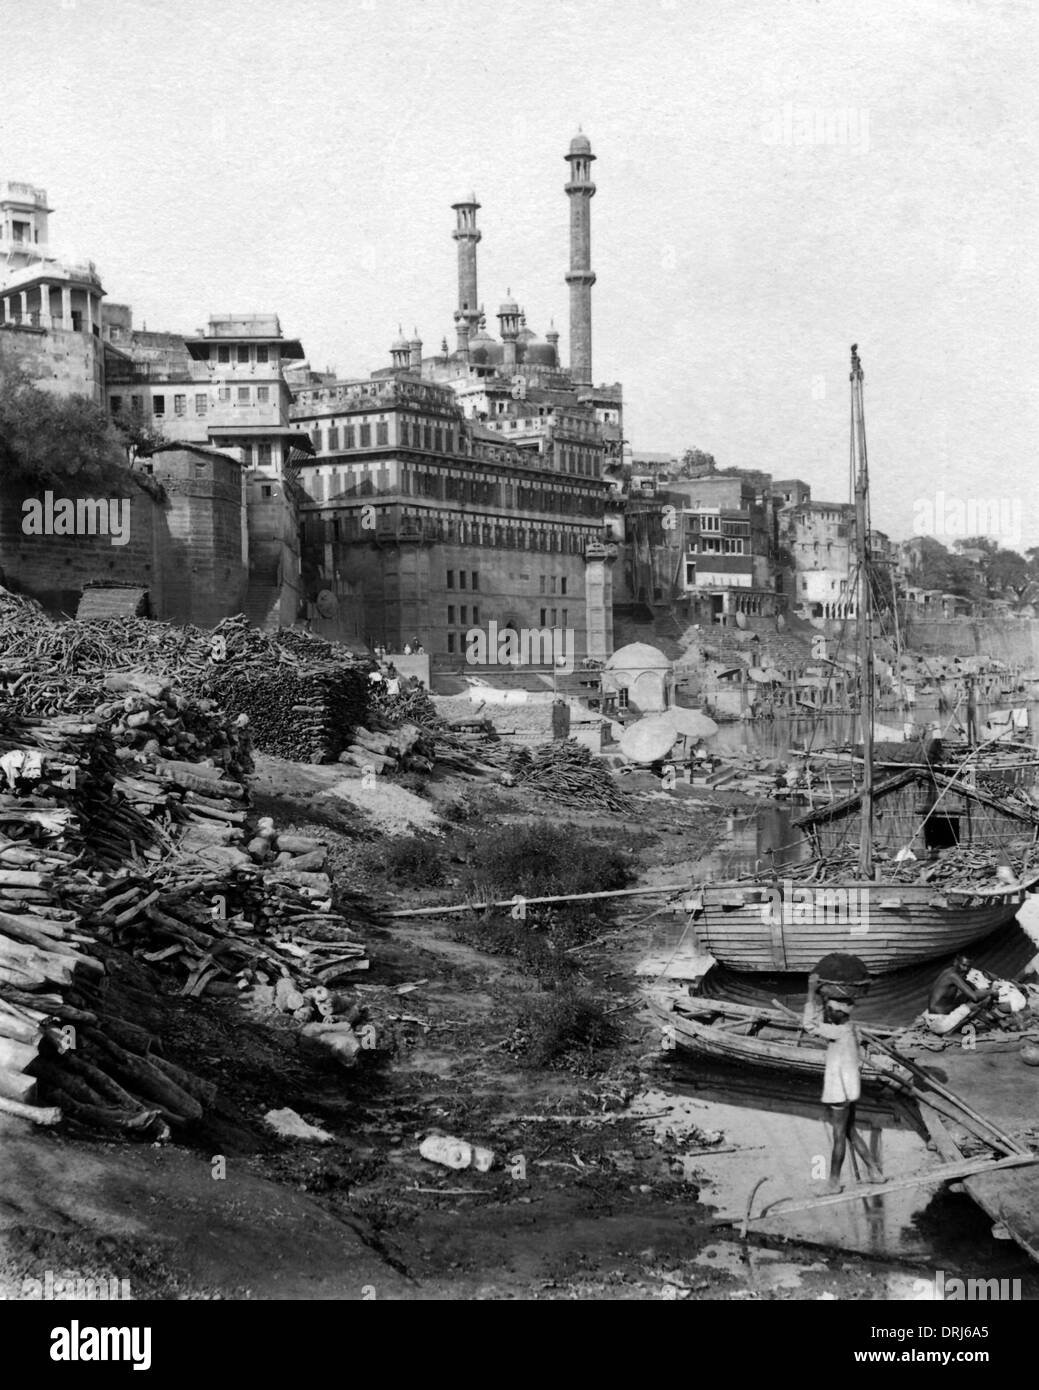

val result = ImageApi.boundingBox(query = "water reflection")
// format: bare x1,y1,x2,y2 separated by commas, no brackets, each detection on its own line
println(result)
658,1055,1039,1281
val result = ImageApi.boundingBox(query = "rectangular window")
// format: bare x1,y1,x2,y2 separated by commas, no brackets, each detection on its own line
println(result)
471,571,478,590
617,687,629,711
174,394,186,415
551,609,557,625
400,421,410,446
256,345,269,364
446,570,454,589
258,442,272,466
460,605,467,624
447,633,456,654
237,345,250,364
261,484,273,498
344,425,355,448
218,387,231,402
562,609,568,625
328,427,339,450
237,386,250,403
433,427,442,452
423,426,432,450
257,385,270,403
312,428,322,450
360,424,371,447
110,395,122,414
152,395,165,415
550,577,557,594
376,421,388,446
472,605,479,625
540,575,546,594
195,393,208,414
447,606,455,624
561,577,567,596
540,608,547,626
217,345,230,364
458,570,466,589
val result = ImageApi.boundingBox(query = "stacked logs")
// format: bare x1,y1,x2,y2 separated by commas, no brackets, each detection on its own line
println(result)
336,723,434,778
505,741,635,812
208,662,370,764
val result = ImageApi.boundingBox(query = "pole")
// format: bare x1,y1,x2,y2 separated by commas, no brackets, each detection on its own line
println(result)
851,345,874,877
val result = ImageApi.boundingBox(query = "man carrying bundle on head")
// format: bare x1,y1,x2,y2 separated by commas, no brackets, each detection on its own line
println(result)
803,973,886,1194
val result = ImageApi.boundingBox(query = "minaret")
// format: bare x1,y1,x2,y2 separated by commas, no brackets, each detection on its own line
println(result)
497,292,521,370
390,327,411,371
451,194,481,356
564,130,596,386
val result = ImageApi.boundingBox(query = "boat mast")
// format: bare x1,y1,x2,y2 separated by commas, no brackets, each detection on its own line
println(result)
851,344,874,877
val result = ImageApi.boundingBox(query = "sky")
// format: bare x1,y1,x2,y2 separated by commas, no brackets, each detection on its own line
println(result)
2,0,1037,548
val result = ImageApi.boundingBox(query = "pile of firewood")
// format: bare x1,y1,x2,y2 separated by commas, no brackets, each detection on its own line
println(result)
505,740,634,812
208,661,369,764
337,723,434,778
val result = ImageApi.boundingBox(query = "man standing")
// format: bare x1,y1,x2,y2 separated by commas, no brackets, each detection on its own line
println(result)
551,697,571,741
803,973,885,1193
924,954,995,1035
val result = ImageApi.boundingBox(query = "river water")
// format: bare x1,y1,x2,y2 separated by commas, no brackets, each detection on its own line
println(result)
644,703,1039,1284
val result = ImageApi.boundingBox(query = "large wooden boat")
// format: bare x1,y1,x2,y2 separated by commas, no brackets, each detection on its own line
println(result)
688,875,1036,974
687,347,1039,975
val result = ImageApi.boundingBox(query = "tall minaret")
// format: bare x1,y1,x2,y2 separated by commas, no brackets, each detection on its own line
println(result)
451,194,481,356
564,130,596,385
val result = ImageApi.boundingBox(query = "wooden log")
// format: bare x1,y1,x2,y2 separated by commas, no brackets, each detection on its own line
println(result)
0,1092,60,1124
81,1030,203,1121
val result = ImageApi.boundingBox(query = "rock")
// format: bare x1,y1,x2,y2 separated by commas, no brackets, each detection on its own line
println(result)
419,1135,473,1169
299,1021,362,1068
264,1107,333,1143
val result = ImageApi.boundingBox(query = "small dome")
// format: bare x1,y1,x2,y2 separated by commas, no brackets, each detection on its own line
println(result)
569,131,592,154
391,332,409,350
605,643,670,671
517,324,537,342
499,296,519,315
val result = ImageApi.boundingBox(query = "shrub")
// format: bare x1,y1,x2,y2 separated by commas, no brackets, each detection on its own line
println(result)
361,833,444,887
512,988,619,1067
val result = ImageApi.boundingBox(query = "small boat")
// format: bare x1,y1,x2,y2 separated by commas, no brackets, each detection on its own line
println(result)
651,993,897,1079
686,347,1039,974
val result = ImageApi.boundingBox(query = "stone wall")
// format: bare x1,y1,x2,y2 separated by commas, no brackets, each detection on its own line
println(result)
0,448,248,627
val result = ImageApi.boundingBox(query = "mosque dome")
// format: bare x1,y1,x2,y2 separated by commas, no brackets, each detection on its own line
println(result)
499,296,519,315
569,131,592,154
522,342,557,367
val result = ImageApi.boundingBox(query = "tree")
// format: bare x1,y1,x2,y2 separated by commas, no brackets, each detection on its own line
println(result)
906,536,981,599
113,400,167,466
679,447,717,477
0,364,129,490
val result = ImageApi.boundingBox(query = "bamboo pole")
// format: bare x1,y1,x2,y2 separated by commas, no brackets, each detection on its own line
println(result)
386,883,693,919
745,1152,1039,1223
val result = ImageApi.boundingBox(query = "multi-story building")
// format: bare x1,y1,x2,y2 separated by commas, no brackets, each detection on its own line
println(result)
102,309,313,629
785,500,857,619
292,372,611,658
290,133,621,661
0,180,106,403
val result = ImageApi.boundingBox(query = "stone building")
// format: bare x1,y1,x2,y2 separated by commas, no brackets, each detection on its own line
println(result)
784,499,857,619
0,180,106,403
102,309,312,628
290,132,622,662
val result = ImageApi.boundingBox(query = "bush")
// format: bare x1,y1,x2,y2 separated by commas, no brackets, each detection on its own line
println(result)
512,988,619,1067
464,822,631,902
361,833,444,887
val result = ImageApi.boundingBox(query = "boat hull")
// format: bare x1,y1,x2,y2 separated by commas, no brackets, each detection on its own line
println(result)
689,880,1026,973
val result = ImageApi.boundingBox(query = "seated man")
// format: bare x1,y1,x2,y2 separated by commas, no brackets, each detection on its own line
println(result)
924,954,995,1035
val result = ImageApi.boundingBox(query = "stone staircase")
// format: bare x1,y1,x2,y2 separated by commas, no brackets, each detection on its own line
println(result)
242,563,281,631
